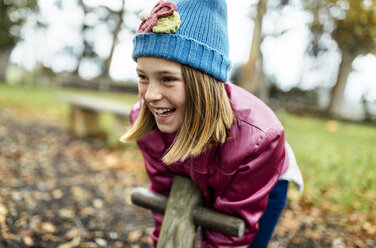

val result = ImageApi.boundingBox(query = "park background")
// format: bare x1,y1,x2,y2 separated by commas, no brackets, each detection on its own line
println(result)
0,0,376,247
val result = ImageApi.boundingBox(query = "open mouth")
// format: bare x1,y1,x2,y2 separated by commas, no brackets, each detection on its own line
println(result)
154,108,176,117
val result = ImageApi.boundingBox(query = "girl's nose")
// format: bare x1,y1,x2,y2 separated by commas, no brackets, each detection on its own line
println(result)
144,82,163,102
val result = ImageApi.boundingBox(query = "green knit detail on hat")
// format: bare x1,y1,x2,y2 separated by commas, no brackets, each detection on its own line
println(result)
152,11,181,34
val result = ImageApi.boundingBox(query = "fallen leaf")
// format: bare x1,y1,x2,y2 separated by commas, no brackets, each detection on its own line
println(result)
57,236,81,248
332,238,345,248
114,241,124,248
42,233,57,241
65,228,80,239
32,191,44,200
141,236,153,245
18,228,35,236
23,236,34,246
58,208,75,219
80,207,94,217
95,238,108,247
127,230,142,243
52,189,64,199
93,199,104,209
40,222,57,233
108,231,119,239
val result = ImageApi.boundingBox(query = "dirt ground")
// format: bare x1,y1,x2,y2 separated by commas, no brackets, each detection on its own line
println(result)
0,109,375,247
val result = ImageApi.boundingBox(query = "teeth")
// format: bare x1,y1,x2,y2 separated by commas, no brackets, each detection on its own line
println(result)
155,108,173,114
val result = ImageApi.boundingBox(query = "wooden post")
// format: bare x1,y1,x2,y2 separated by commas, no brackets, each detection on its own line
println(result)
70,106,100,137
157,175,203,248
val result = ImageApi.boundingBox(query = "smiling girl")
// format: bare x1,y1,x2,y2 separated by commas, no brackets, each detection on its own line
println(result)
136,57,187,135
121,0,303,247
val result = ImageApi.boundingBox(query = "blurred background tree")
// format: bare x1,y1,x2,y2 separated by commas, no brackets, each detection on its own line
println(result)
240,0,292,102
303,0,376,117
54,0,135,81
0,0,40,82
240,0,267,101
238,0,376,118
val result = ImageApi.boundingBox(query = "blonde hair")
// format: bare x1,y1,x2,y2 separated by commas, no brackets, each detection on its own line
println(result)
121,65,235,164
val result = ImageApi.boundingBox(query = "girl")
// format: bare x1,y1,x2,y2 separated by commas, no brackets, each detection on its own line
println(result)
121,0,303,247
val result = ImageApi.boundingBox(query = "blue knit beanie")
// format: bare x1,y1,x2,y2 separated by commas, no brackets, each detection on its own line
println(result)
132,0,231,82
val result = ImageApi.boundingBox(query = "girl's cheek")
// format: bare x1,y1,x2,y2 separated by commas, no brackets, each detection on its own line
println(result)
138,85,147,98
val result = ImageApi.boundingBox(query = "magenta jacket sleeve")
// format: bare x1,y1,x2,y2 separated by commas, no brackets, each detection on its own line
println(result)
202,125,287,248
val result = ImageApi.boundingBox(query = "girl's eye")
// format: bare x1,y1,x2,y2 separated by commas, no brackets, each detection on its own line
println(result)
162,77,176,83
138,74,148,81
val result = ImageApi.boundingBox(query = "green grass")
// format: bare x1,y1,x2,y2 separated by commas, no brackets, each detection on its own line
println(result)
0,83,60,108
0,83,139,135
0,83,68,121
58,87,139,104
1,82,375,221
279,112,376,220
0,83,138,110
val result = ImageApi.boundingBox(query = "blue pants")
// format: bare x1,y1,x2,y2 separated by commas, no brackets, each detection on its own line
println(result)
249,180,289,248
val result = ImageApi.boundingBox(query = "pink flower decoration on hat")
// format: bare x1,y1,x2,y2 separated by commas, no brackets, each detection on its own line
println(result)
137,0,178,34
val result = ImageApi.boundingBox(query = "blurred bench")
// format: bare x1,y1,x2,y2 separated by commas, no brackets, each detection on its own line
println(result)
57,93,131,142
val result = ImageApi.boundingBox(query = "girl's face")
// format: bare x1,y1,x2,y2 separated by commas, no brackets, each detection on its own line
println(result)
136,57,186,134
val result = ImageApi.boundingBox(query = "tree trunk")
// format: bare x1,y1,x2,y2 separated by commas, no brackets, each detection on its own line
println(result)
103,0,125,77
327,51,356,117
240,0,269,101
73,1,89,75
0,47,14,83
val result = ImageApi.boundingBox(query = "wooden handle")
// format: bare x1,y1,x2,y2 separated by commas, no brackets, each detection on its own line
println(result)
193,206,245,237
131,186,245,237
131,187,167,214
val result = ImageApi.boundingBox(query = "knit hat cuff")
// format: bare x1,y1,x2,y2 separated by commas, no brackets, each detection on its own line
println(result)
132,33,232,82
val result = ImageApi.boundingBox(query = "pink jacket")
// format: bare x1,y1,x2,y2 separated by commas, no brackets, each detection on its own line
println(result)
130,82,289,248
